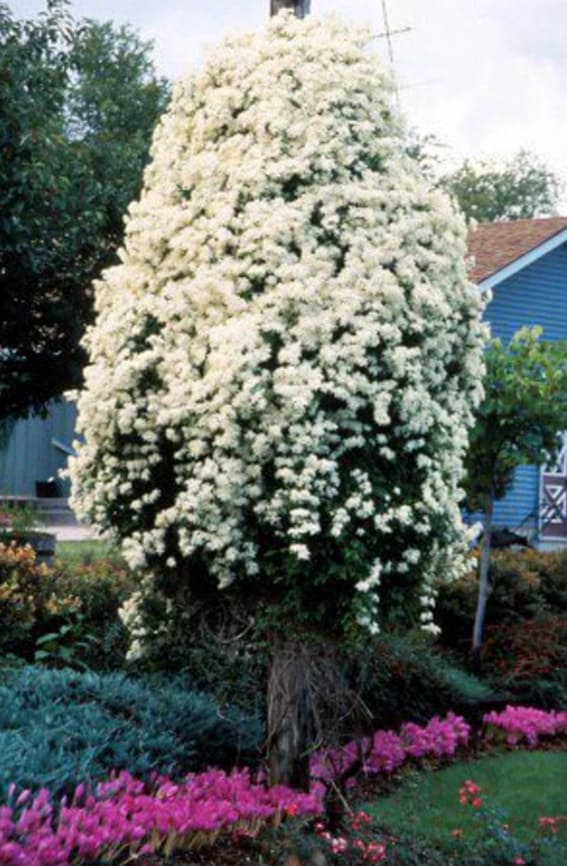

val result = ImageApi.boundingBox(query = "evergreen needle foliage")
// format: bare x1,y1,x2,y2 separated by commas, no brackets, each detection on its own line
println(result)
0,666,262,799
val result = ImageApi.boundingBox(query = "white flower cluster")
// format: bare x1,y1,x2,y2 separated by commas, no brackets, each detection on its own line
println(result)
70,13,486,635
118,580,171,661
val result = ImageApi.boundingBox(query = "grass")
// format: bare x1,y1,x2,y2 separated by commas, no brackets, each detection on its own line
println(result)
55,540,121,565
364,751,567,846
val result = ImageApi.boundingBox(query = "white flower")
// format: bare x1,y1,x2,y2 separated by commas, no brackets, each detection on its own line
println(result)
69,12,486,646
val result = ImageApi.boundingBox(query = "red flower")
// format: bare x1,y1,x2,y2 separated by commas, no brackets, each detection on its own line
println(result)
458,779,483,808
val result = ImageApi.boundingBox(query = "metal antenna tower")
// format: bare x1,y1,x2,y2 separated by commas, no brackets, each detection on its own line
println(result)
379,0,406,110
380,0,396,67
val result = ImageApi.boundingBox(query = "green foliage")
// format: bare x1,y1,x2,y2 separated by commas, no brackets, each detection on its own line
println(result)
437,548,567,643
111,584,492,729
436,549,567,706
0,666,262,799
66,17,170,254
441,149,562,223
55,540,120,565
0,499,43,533
483,617,567,709
0,541,135,667
117,590,270,716
33,615,97,669
0,0,170,420
352,633,491,729
43,555,136,670
0,542,79,655
119,590,490,726
465,327,567,511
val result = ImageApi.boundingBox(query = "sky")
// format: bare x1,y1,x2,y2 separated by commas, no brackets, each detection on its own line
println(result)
12,0,567,198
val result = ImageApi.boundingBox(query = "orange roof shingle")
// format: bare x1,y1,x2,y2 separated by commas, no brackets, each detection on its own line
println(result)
467,217,567,284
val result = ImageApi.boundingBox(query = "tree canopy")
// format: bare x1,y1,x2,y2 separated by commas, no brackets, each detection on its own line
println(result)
406,134,563,224
441,149,562,224
465,327,567,513
0,0,169,420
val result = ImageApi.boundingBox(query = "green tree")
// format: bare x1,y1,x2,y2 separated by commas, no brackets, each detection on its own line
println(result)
67,18,170,256
441,149,562,223
70,14,485,786
0,0,169,421
464,327,567,666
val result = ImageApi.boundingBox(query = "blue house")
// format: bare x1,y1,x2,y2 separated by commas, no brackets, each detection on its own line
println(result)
468,216,567,548
0,400,76,498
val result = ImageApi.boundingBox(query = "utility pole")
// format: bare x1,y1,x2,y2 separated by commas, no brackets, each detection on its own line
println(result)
270,0,311,17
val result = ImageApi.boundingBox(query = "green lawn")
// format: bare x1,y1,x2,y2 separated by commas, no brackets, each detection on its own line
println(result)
55,539,121,565
365,751,567,846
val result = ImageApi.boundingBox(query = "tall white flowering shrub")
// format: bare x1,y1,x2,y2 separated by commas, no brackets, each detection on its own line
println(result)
70,14,485,646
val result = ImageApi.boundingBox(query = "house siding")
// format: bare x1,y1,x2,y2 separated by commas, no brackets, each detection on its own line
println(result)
484,241,567,535
0,401,77,497
486,243,567,344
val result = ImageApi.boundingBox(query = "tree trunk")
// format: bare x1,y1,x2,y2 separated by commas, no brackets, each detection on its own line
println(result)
270,0,311,18
267,641,314,790
471,490,494,673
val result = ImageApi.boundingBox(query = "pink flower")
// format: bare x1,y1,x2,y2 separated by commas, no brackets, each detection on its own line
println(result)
483,706,567,747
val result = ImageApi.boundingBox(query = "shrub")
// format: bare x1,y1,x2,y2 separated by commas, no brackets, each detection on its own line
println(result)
435,549,567,707
352,633,492,730
127,618,490,729
48,554,136,670
483,616,567,708
0,543,79,656
435,548,567,653
0,666,263,799
121,590,269,715
0,542,135,668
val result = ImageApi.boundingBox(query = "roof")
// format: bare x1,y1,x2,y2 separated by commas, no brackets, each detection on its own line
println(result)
467,217,567,286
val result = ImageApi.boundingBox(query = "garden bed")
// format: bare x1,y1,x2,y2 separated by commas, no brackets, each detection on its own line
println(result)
0,705,564,866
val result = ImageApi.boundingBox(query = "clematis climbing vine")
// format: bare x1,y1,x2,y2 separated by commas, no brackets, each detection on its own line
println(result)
70,12,486,652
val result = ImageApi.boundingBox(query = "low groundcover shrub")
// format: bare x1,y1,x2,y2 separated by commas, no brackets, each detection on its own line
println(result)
0,666,263,799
